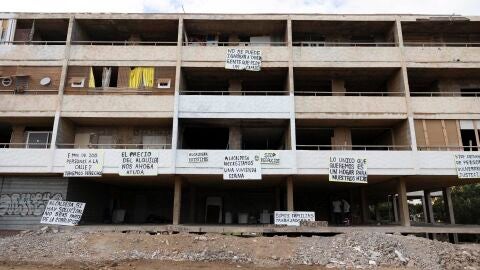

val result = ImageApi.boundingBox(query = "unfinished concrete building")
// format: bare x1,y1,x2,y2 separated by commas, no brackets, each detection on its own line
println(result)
1,13,480,237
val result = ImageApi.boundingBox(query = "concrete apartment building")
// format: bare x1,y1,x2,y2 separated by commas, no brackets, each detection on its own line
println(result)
0,13,480,233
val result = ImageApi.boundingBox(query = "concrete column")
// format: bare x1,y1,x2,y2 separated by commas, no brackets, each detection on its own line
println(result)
228,79,242,96
10,125,25,148
442,187,459,243
392,196,399,223
332,79,346,96
286,176,294,211
396,178,410,226
360,187,369,224
189,186,196,224
424,190,437,240
275,186,281,210
173,176,182,225
228,126,242,150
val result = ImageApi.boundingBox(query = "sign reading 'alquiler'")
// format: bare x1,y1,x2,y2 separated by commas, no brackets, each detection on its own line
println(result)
223,152,262,180
119,150,159,176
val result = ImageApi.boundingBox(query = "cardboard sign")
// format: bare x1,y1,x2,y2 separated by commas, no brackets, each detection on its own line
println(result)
260,151,280,165
225,48,262,71
329,156,368,183
188,151,209,163
119,150,158,176
40,200,85,226
223,152,261,180
274,211,315,226
454,154,480,178
63,150,103,177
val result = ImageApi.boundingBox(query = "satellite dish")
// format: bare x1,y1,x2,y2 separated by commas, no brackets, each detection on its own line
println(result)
1,77,12,87
40,77,51,86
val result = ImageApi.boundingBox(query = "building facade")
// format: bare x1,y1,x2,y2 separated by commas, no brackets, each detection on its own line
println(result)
0,13,480,230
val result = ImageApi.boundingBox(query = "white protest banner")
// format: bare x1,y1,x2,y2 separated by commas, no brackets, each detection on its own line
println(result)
64,150,103,177
119,150,158,176
454,153,480,179
225,48,262,71
188,151,209,163
260,151,280,165
329,156,368,183
223,152,261,180
274,211,315,226
40,200,86,226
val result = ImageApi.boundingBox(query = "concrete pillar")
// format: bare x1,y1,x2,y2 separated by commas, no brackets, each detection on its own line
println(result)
228,79,242,96
173,176,182,225
392,196,399,223
275,186,281,210
189,186,196,224
228,126,242,150
442,187,459,243
286,176,294,211
332,79,346,96
360,187,369,224
396,178,410,226
10,125,25,148
424,190,437,240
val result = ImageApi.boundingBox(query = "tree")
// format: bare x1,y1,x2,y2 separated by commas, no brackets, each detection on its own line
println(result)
451,184,480,225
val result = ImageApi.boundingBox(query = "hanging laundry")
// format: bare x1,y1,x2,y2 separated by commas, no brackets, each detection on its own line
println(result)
88,67,95,88
142,67,155,88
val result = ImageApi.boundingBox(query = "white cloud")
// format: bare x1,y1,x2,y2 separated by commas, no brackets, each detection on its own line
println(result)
0,0,479,15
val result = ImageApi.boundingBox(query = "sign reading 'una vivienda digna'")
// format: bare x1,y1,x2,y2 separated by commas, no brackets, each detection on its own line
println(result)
329,156,368,183
223,152,262,180
225,48,262,71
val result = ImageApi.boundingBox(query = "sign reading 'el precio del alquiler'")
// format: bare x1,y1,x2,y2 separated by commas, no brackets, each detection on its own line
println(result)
119,150,159,176
64,150,104,177
329,156,368,183
274,211,315,226
225,48,262,71
40,200,86,226
223,152,261,180
454,153,480,179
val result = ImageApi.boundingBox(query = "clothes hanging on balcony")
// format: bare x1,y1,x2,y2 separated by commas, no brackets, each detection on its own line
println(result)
88,67,95,88
128,67,143,89
101,67,112,88
142,67,154,88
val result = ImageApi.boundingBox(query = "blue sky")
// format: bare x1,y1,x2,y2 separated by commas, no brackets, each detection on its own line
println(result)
1,0,480,15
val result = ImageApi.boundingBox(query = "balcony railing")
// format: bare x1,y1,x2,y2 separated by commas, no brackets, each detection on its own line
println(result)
0,89,58,95
0,143,51,149
56,143,172,149
183,41,287,46
294,91,405,97
180,90,288,96
404,42,480,47
65,88,157,95
410,92,480,97
297,144,411,151
292,41,396,47
0,40,66,45
418,145,476,151
71,41,178,46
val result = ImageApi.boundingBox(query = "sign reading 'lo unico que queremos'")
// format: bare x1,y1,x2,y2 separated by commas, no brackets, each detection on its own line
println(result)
119,150,159,176
64,150,104,177
223,152,262,180
329,156,368,183
454,153,480,179
225,48,262,71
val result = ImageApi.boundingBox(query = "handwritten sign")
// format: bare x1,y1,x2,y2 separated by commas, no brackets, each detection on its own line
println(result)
225,48,262,71
119,150,158,176
329,156,368,183
40,200,85,226
274,211,315,226
188,151,209,163
223,152,261,180
454,154,480,178
64,150,103,177
260,151,280,165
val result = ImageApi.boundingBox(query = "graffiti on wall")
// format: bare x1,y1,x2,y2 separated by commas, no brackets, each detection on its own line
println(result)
0,193,64,217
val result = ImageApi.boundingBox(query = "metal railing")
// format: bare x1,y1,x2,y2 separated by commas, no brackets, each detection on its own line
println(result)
292,41,396,47
418,145,477,151
66,88,156,95
404,42,480,47
71,41,178,46
183,41,287,46
294,91,405,97
0,40,66,45
56,143,172,149
0,89,59,95
180,90,288,96
0,143,51,149
410,91,480,97
296,145,411,151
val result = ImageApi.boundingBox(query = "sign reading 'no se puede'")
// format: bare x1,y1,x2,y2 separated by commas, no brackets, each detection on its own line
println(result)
225,48,262,71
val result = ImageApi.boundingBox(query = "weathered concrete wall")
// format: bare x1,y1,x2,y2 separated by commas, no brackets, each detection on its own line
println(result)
0,95,57,117
411,97,480,119
0,45,65,61
69,46,177,62
293,47,402,65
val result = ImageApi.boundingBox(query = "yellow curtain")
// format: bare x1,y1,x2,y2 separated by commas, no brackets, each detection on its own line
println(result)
128,67,143,89
88,67,95,88
142,67,155,88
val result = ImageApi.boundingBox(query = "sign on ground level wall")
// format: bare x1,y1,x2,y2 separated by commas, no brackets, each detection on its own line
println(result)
223,152,261,180
64,150,104,177
454,153,480,178
119,150,159,176
274,211,315,226
40,200,85,226
329,156,368,183
225,48,262,71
